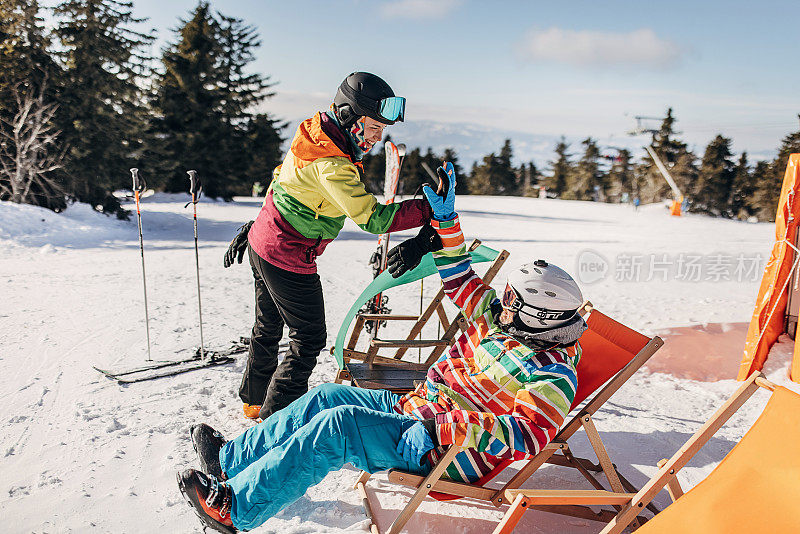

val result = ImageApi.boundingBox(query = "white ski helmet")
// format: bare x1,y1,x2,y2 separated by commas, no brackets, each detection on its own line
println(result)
500,260,583,330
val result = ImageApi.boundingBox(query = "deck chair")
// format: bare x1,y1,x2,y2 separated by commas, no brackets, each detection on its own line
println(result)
354,303,664,534
492,371,800,534
332,240,509,393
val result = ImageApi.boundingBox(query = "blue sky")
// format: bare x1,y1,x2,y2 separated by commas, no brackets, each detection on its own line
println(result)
129,0,798,157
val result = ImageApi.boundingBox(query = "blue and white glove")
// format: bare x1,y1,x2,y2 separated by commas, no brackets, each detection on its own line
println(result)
396,421,435,466
422,161,457,221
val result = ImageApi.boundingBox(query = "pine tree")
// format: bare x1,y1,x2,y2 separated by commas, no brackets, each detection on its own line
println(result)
467,140,515,196
671,150,698,205
216,14,274,124
544,137,570,197
398,147,423,196
639,108,694,203
729,152,754,219
468,152,497,195
215,13,279,191
520,162,539,197
148,3,281,199
567,137,604,200
693,135,735,216
148,3,224,194
751,160,779,221
242,113,285,190
0,0,60,112
606,149,633,203
53,0,155,217
752,131,800,222
495,139,518,195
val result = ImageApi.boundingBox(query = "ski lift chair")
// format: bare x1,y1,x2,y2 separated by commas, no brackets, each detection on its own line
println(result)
351,303,665,534
492,371,800,533
332,239,509,394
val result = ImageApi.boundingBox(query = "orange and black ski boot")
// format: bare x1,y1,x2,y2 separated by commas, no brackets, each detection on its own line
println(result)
177,469,235,533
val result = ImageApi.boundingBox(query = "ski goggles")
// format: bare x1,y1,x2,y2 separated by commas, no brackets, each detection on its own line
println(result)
501,283,577,322
377,96,405,122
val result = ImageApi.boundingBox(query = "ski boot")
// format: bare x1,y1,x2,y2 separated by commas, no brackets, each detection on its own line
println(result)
177,469,235,534
190,423,226,480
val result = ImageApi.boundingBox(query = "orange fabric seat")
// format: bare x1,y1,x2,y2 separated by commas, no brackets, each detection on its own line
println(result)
638,386,800,533
573,310,650,408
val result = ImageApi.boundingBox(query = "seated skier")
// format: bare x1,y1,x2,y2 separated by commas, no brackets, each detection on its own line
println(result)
176,162,588,533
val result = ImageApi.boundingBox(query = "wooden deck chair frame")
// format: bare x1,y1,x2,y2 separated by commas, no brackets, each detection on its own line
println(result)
491,371,781,534
353,302,664,534
334,239,509,393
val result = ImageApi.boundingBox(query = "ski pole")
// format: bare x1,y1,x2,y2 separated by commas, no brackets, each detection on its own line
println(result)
187,170,205,360
131,168,152,362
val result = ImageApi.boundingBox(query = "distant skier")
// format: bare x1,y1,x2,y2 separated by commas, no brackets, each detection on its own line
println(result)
633,196,641,210
223,72,438,421
180,162,587,533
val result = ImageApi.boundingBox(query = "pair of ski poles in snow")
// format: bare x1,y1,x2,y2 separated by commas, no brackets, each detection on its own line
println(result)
131,168,205,361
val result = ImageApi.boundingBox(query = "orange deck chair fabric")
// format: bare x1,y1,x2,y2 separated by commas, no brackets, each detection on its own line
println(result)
637,386,800,533
572,310,650,408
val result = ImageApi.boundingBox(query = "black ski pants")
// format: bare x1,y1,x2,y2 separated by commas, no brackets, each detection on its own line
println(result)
239,244,326,419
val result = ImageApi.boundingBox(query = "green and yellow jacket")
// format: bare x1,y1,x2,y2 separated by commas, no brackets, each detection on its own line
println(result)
248,112,431,273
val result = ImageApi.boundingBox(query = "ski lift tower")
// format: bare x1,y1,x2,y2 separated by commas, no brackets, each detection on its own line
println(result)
629,116,684,216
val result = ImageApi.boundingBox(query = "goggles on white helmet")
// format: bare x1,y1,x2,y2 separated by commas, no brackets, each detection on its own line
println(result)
500,259,583,330
502,283,578,322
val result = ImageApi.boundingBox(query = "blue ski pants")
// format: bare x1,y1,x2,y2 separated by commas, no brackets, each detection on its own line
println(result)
218,383,431,531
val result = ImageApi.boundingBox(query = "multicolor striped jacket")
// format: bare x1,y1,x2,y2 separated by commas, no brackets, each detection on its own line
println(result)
393,216,582,483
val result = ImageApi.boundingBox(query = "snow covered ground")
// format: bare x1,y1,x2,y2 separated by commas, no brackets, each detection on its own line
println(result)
1,193,797,533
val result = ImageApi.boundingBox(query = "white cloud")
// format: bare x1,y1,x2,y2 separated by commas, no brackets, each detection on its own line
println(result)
380,0,462,20
519,27,682,69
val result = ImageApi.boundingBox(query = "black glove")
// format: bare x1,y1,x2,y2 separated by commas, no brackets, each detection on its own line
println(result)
386,224,443,278
223,221,254,268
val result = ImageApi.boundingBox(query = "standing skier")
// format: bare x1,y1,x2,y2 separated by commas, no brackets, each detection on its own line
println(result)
180,162,588,533
224,72,439,421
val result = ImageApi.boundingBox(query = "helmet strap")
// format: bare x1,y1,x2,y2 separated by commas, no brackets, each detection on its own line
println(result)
333,102,359,129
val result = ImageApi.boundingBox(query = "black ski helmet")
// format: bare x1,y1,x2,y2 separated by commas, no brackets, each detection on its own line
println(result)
333,72,404,128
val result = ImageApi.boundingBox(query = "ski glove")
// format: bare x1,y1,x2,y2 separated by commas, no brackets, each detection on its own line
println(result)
422,161,457,221
223,221,254,268
397,420,436,467
386,224,443,278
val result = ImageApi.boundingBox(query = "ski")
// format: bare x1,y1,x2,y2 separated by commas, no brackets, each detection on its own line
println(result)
364,142,406,335
94,339,250,384
94,357,235,384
